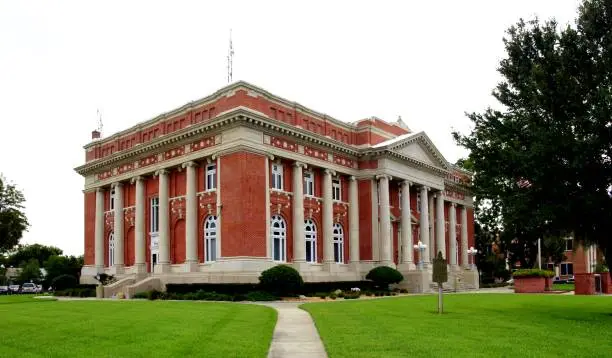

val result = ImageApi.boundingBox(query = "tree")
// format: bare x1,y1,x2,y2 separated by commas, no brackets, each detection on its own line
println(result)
6,244,63,268
17,258,42,284
0,175,29,253
43,255,83,288
452,0,612,280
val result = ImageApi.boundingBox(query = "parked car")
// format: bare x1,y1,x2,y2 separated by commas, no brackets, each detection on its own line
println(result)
21,283,39,294
0,286,9,294
9,284,20,293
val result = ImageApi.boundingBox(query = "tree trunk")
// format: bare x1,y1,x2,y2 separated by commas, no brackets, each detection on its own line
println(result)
438,283,443,314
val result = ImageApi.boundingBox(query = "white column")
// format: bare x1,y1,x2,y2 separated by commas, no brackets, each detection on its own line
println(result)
349,176,360,266
113,182,124,273
461,206,468,268
156,169,170,271
133,176,146,273
371,178,380,262
428,193,435,262
183,161,198,271
292,162,306,263
435,191,446,260
419,186,430,266
449,203,457,267
377,175,392,265
400,180,413,267
322,169,334,265
94,188,104,272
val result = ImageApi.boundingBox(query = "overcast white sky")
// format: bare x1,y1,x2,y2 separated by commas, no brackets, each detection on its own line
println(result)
0,0,580,256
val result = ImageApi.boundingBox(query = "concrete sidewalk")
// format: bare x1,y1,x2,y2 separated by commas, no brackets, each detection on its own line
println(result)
259,302,328,358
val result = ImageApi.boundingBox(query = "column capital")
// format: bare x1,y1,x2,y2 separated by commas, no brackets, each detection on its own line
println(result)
267,154,275,161
154,168,169,177
349,175,357,181
96,187,105,193
420,185,430,192
111,182,123,189
130,176,145,184
375,174,392,181
293,161,307,169
451,202,457,207
401,180,412,187
182,161,198,169
324,168,336,176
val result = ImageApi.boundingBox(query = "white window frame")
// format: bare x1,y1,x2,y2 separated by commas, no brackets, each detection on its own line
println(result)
271,215,286,262
560,262,574,276
305,219,317,263
110,188,115,211
205,163,217,191
150,197,159,233
333,223,344,263
565,238,573,251
272,164,284,190
205,216,217,262
108,232,115,267
304,172,315,197
332,178,341,201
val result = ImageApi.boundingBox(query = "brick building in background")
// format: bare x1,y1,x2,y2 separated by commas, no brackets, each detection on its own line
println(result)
75,82,478,295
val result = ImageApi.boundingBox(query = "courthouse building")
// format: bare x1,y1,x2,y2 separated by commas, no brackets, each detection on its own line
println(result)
76,82,478,294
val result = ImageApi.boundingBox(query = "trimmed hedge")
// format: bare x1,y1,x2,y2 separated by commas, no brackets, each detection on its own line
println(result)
54,285,96,297
166,283,258,295
134,289,278,302
512,269,555,278
259,265,303,296
366,267,404,288
51,274,78,290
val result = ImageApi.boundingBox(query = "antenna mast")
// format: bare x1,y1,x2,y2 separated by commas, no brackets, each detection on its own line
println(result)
227,29,234,83
97,108,103,136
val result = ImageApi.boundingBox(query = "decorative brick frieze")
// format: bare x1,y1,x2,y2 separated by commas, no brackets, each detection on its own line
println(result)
164,147,185,161
304,146,328,161
191,137,215,152
270,137,298,152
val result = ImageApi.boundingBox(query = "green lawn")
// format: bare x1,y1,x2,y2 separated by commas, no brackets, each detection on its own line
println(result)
302,294,612,358
552,283,575,291
0,296,276,358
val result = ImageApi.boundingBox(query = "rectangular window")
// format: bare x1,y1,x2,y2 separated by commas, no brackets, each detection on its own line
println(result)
150,197,159,233
332,178,341,201
206,163,217,191
565,238,573,251
272,164,283,190
304,172,314,196
560,263,574,276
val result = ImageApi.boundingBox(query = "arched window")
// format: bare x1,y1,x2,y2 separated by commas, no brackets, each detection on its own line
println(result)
333,223,344,263
305,219,317,263
271,215,286,262
205,216,217,262
108,232,115,267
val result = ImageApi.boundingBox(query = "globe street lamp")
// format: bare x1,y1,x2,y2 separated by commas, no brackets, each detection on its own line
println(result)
467,246,478,270
413,241,427,270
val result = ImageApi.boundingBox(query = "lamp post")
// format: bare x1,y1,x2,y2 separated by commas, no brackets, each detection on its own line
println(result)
467,246,478,270
413,241,428,270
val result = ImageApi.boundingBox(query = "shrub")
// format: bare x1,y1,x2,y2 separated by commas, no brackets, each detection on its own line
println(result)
329,293,337,300
365,291,373,297
301,281,377,295
399,288,408,293
366,267,404,289
512,269,555,278
166,283,259,295
259,265,304,296
147,290,162,300
316,292,328,299
246,291,277,302
343,291,361,299
133,292,148,299
51,274,78,290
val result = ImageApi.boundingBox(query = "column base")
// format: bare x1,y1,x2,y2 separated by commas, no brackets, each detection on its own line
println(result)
399,270,432,293
462,268,480,289
184,261,199,273
112,264,125,275
396,262,416,272
95,265,105,274
156,262,171,274
133,263,147,274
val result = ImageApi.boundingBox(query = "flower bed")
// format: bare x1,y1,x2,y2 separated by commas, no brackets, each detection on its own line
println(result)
512,269,554,293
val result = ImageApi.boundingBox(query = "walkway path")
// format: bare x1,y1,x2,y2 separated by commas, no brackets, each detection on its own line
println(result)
259,302,328,358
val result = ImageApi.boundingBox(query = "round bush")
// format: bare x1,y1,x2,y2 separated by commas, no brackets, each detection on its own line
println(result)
259,265,304,296
51,274,78,290
365,266,404,289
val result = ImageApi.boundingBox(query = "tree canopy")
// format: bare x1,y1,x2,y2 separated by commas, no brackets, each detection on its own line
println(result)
6,243,63,267
453,0,612,277
0,175,29,253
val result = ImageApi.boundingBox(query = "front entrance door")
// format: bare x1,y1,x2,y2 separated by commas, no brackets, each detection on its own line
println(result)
150,234,159,273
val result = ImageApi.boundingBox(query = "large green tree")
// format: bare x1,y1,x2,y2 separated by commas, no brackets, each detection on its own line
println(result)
453,0,612,279
43,255,84,287
0,175,29,253
6,244,63,267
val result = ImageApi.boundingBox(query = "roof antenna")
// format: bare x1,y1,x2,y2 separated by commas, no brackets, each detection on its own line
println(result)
226,29,234,83
92,108,103,141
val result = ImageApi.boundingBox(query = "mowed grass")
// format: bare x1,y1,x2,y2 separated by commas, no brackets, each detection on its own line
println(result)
302,294,612,358
0,296,276,358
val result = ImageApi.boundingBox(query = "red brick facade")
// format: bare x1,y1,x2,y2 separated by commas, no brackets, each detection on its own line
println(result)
77,82,475,287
